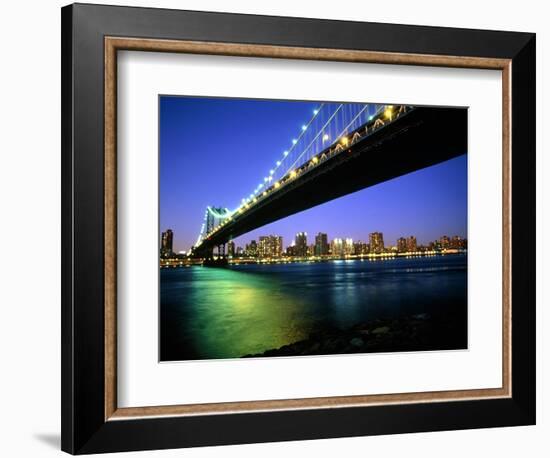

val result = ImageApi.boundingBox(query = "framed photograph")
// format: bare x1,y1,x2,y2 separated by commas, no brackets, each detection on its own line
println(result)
61,3,536,454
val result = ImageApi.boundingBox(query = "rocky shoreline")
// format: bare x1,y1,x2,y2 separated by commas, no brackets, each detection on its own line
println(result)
242,312,466,358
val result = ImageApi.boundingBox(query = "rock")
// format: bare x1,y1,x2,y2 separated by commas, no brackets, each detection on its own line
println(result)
350,337,364,347
308,342,321,352
240,312,466,358
323,338,340,352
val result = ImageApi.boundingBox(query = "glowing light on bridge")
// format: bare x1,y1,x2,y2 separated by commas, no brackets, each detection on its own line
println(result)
194,103,412,249
232,104,328,214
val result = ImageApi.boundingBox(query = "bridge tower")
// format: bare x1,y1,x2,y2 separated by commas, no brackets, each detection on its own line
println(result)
206,206,227,234
199,206,232,266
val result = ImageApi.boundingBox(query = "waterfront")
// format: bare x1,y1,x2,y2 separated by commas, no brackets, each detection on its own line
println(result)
160,253,467,361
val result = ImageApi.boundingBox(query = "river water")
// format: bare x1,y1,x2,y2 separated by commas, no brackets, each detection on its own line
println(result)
160,254,467,361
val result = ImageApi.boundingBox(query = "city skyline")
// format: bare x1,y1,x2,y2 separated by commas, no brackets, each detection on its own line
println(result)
160,96,467,253
161,227,466,258
161,221,467,256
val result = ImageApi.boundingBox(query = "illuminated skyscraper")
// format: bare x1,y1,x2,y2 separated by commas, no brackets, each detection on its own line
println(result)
450,235,465,249
245,240,258,257
331,238,344,257
295,232,308,257
440,235,450,250
258,237,269,258
286,243,296,257
369,232,384,254
314,232,328,256
259,235,283,258
227,240,235,257
397,237,407,253
160,229,173,258
407,236,417,252
274,236,283,258
353,241,368,255
344,238,354,256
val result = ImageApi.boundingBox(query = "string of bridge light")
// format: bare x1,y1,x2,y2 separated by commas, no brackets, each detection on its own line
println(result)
195,208,209,246
235,103,326,213
238,103,386,210
200,103,399,242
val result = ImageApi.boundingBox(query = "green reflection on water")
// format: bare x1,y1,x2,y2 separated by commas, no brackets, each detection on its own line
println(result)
179,267,312,359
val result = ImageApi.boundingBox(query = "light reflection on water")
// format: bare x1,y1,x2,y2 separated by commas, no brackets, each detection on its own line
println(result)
160,255,467,361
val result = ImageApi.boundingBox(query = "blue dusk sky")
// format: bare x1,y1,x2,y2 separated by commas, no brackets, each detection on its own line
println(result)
159,96,467,252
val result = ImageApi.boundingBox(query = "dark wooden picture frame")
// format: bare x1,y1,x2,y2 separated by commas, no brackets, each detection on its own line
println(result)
61,3,536,454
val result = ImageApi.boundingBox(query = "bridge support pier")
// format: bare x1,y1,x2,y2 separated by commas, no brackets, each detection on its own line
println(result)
203,244,228,267
205,247,213,260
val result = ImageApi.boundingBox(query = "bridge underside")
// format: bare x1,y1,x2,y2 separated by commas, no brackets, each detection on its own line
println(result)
195,106,467,255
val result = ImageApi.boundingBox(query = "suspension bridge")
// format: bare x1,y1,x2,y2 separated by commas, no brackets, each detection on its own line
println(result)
191,102,467,262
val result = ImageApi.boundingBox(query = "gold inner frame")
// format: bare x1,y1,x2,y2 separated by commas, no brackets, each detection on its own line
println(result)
104,37,512,421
